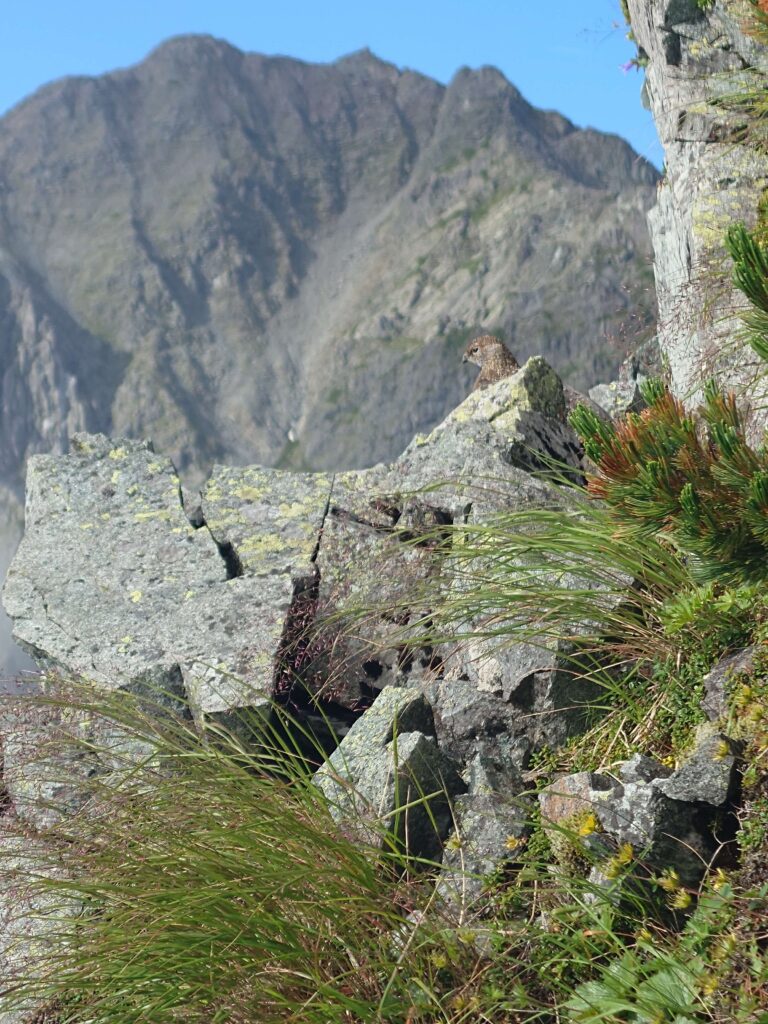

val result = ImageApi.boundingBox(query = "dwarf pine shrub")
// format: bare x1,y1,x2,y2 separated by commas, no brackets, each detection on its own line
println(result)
571,377,768,584
725,222,768,362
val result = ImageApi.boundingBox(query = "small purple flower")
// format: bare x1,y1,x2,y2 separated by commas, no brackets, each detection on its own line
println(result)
620,60,635,74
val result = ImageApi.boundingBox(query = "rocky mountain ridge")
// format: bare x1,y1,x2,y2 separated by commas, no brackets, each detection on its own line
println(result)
0,36,659,672
0,34,657,498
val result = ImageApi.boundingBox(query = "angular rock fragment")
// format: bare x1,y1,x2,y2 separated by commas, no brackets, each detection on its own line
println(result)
588,379,646,420
436,754,529,920
314,687,464,859
701,646,755,722
540,737,742,891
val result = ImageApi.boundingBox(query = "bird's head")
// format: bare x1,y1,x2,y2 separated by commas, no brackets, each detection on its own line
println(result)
462,334,504,367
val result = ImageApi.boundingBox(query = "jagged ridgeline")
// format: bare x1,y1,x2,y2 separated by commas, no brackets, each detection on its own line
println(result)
0,35,657,495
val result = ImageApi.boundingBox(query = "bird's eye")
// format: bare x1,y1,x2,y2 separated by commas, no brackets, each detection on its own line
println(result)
470,346,478,354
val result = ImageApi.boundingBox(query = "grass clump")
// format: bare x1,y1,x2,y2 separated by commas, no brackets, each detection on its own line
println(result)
0,689,453,1024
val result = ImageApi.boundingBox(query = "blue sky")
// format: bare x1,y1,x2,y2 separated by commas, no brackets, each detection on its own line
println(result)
2,0,661,167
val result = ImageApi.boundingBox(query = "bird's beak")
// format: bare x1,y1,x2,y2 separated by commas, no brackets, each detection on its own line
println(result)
461,353,468,363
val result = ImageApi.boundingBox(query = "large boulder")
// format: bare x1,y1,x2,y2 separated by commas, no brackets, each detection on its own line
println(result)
2,358,581,741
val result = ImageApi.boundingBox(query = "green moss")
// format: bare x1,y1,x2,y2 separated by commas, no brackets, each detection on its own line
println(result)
459,255,482,276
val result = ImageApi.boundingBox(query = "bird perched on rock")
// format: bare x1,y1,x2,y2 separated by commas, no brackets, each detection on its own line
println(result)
461,332,613,425
462,334,520,391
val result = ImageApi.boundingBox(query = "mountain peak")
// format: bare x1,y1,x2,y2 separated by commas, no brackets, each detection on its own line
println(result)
0,35,658,496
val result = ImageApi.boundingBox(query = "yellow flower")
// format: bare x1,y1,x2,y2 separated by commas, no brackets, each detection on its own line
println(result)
668,889,692,910
736,684,754,708
714,740,731,761
615,842,634,865
712,932,738,962
578,812,599,836
657,868,680,892
505,834,526,851
604,842,635,879
700,972,720,997
710,868,729,891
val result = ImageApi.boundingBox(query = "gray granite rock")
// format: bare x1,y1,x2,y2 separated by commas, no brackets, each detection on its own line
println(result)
538,731,740,891
0,819,73,1024
1,434,285,730
539,771,621,834
701,646,755,722
656,730,739,807
2,360,587,737
588,379,647,420
314,687,464,859
619,753,671,786
627,0,768,433
436,754,529,920
446,636,604,751
594,730,739,887
425,676,532,775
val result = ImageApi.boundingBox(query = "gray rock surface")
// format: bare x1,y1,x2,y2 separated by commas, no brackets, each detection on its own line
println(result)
603,736,737,886
426,676,533,775
627,0,768,429
314,687,464,859
0,820,73,1024
1,433,284,730
539,771,620,840
2,361,583,738
539,733,740,890
588,379,646,419
701,646,755,722
436,754,529,919
655,730,739,807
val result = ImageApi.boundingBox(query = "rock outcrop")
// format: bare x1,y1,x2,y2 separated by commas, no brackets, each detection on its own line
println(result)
628,0,768,419
2,358,584,748
0,358,605,996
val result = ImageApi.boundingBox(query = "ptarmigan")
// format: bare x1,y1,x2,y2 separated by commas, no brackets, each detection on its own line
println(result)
461,334,520,391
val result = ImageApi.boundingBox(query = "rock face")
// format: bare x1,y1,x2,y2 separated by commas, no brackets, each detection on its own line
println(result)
1,359,606,803
1,358,618,979
627,0,768,418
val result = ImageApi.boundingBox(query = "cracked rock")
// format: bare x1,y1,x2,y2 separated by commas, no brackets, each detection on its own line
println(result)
1,434,287,729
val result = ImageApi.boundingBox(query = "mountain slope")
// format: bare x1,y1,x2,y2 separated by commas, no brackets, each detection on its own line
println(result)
0,35,657,493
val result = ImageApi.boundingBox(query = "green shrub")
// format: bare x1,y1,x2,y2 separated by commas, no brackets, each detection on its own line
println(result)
571,377,768,584
725,222,768,362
